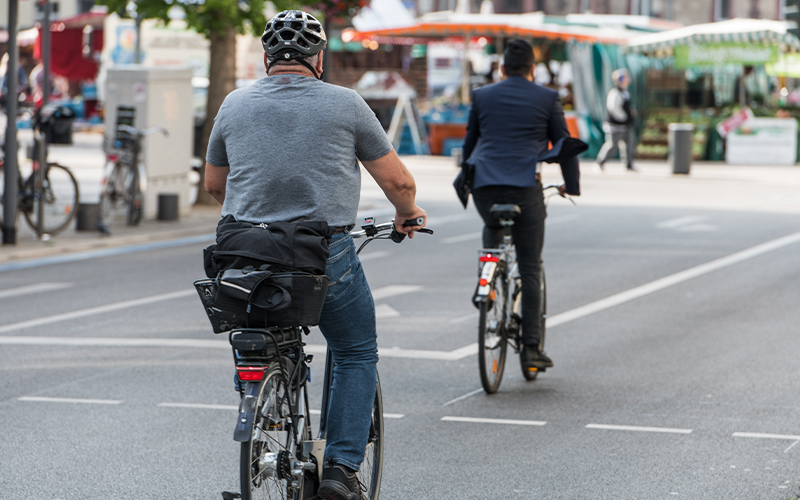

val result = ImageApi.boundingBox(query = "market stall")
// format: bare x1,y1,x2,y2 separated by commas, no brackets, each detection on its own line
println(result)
626,19,800,164
344,10,653,155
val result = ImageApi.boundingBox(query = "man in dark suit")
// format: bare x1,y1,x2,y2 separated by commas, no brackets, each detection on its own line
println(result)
462,38,580,370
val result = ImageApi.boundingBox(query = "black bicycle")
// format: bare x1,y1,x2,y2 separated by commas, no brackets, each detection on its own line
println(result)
196,217,431,500
0,122,79,236
99,124,168,227
474,184,573,394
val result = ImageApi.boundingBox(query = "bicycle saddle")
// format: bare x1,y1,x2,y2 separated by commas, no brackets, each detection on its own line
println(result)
489,204,521,221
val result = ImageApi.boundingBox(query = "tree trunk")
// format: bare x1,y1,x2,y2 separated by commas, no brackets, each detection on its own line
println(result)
195,21,237,206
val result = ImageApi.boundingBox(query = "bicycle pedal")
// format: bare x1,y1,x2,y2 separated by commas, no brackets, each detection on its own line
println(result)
526,367,545,373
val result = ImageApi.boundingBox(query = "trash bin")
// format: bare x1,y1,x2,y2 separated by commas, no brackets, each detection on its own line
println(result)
40,104,76,144
668,123,694,175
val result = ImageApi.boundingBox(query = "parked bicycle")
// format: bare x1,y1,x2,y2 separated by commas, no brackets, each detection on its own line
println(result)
475,184,574,394
195,217,432,500
0,120,79,236
99,124,168,228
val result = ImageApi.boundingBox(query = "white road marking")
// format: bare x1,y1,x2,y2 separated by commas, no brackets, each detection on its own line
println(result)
0,336,228,348
440,231,483,245
156,404,404,419
656,215,717,233
586,424,692,434
375,304,400,319
441,416,546,426
18,396,123,405
545,230,800,328
0,282,74,300
0,336,476,360
158,402,237,411
442,388,483,407
732,432,800,440
371,285,424,301
449,312,479,324
656,215,707,228
0,289,195,334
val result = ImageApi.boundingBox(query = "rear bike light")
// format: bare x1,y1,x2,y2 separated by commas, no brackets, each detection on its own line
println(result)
479,255,499,263
479,279,488,287
107,154,119,162
237,367,267,381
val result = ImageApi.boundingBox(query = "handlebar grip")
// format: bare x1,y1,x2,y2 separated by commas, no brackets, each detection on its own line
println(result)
403,217,425,227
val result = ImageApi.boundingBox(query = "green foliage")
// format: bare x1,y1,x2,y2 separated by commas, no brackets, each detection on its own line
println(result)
94,0,300,38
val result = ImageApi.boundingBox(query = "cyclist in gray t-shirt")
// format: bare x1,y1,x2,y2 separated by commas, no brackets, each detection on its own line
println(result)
204,10,426,500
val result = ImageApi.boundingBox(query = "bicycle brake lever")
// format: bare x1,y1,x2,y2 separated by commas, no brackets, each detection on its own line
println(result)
390,228,406,243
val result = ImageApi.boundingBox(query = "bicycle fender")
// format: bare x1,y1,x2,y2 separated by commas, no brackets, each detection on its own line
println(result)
473,261,497,304
233,382,261,442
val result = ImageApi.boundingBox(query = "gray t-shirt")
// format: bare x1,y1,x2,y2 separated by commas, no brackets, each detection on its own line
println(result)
206,74,393,227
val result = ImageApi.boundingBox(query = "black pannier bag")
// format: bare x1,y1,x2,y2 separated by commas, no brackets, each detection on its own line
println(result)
194,216,335,333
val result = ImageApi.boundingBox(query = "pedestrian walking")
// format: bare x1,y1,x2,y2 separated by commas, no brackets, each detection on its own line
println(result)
594,68,636,172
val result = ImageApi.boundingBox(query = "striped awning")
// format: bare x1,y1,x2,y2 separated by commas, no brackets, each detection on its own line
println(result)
627,18,800,53
343,11,641,45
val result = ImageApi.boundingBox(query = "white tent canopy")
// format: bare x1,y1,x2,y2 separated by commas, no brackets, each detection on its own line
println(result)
627,18,800,52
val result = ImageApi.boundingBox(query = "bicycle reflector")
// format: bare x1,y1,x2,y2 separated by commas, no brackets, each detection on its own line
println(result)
237,366,267,382
479,254,499,263
107,154,119,162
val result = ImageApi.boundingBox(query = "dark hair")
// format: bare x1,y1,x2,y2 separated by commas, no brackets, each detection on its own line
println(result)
503,39,534,77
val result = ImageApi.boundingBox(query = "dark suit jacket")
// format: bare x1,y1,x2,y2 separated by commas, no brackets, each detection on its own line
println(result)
462,76,580,195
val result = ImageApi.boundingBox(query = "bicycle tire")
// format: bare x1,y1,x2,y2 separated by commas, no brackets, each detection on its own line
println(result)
241,364,306,500
22,163,79,236
357,374,384,500
521,266,546,381
99,161,130,228
126,162,143,226
478,263,508,394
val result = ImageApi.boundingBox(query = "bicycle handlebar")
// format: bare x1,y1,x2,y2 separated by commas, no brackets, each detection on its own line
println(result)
350,218,433,254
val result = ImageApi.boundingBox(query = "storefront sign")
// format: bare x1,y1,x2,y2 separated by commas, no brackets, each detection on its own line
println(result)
765,53,800,77
674,44,779,68
716,107,754,139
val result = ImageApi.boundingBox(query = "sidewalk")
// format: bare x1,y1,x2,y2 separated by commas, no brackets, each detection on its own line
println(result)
3,149,799,264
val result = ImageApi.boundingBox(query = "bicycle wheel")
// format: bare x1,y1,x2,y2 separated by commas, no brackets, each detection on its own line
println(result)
126,162,143,226
99,161,130,228
23,163,79,235
521,266,546,381
478,263,508,394
357,374,384,500
241,365,306,500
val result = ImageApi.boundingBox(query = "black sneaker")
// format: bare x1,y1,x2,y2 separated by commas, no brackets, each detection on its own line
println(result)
520,344,554,369
318,460,366,500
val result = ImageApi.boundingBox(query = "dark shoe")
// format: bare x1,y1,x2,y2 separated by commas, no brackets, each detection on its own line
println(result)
520,344,554,369
626,165,638,172
318,460,366,500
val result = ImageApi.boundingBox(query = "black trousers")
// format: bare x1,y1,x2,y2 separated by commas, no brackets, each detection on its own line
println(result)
473,185,545,347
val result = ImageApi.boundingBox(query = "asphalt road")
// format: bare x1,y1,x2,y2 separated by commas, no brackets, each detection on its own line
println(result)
2,191,800,499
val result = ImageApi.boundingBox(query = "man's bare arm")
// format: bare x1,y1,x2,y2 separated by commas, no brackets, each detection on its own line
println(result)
361,150,427,236
204,163,230,205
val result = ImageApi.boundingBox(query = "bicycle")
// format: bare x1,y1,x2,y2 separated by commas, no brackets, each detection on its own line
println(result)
196,217,431,500
0,121,79,236
474,184,574,394
99,124,168,228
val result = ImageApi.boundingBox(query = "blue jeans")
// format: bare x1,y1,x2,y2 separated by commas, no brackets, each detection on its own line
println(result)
317,233,378,471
